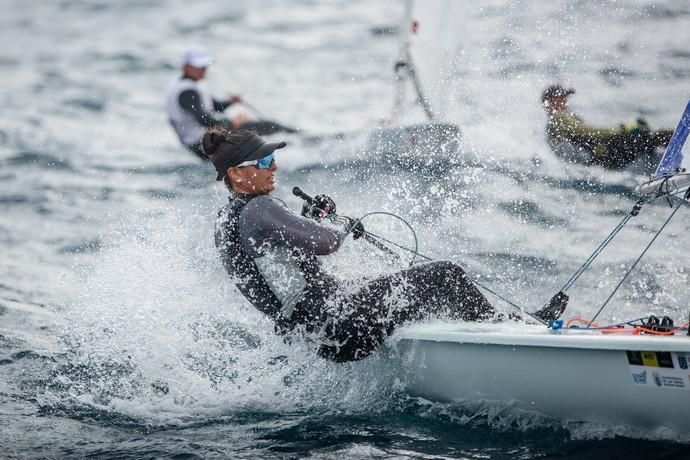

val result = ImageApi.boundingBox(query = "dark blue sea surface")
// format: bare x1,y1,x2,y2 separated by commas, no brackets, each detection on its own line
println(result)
2,0,690,458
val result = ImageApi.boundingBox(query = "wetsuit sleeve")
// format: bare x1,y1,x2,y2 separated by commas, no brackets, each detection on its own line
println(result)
550,111,623,146
548,111,634,163
178,89,218,127
249,197,348,255
212,98,233,112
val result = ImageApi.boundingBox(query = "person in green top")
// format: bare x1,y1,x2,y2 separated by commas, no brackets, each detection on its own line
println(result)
542,85,674,169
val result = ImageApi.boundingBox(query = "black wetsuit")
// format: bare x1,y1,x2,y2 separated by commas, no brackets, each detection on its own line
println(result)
546,110,674,169
177,89,234,158
215,193,496,362
603,130,674,169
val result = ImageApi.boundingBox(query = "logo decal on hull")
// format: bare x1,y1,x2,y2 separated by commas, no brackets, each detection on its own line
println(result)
632,370,647,385
627,351,674,368
626,351,689,390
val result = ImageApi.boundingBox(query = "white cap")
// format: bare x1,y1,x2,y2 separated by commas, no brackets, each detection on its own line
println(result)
182,46,211,68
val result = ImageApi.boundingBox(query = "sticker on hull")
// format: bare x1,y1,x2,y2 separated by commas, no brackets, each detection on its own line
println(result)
627,351,689,390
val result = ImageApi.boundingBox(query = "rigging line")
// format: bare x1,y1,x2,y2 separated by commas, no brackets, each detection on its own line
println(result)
558,199,644,294
366,227,534,315
472,279,539,320
405,57,436,121
588,193,688,327
661,188,690,206
361,229,430,260
359,220,534,316
559,214,632,292
352,211,421,265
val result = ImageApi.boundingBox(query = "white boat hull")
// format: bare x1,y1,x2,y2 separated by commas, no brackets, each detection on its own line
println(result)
390,322,690,433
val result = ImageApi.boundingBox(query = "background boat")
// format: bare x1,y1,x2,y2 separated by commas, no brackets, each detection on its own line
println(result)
364,0,465,167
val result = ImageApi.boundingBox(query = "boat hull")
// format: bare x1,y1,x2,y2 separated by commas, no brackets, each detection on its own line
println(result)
365,122,462,168
391,323,690,433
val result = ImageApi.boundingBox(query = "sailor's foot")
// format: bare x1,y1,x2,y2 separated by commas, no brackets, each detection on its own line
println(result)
534,291,568,322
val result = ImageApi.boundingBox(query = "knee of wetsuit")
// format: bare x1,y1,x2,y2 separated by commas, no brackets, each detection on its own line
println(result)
430,260,467,280
431,260,454,270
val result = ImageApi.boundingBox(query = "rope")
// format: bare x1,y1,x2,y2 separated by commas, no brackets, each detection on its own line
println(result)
347,187,690,328
349,211,421,265
588,193,688,326
637,321,690,336
354,212,536,318
565,316,649,329
565,315,689,335
664,188,690,206
472,279,538,319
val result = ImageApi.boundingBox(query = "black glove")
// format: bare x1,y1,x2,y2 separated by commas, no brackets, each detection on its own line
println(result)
348,218,365,239
301,194,337,219
623,117,650,134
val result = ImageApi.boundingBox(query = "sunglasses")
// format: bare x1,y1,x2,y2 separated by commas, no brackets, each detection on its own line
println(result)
255,153,275,169
238,153,275,169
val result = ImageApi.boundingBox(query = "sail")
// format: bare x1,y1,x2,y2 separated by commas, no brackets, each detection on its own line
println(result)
404,0,465,121
635,100,690,197
653,100,690,179
377,1,464,157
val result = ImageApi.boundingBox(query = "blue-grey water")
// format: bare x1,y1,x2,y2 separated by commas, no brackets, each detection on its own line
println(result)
2,0,690,458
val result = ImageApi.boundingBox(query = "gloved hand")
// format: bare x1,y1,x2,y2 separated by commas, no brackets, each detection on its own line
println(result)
348,218,365,240
301,194,337,220
623,117,650,133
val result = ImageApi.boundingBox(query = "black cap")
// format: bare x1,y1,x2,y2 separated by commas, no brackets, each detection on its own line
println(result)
541,84,575,102
205,130,287,181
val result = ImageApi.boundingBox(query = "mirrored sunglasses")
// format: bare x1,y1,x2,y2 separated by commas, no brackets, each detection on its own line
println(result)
255,153,275,169
237,153,274,169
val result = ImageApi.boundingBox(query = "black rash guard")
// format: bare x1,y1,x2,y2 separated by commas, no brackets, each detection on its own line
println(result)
175,80,298,151
215,193,346,331
215,192,497,362
178,88,232,128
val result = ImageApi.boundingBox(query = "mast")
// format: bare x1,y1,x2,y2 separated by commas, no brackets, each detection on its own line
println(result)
389,0,436,123
388,0,413,124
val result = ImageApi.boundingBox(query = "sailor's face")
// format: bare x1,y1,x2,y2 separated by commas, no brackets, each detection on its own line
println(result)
184,64,207,80
232,160,277,195
545,96,568,111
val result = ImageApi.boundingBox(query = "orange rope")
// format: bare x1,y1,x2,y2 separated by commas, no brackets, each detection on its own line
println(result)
637,321,690,336
563,318,690,336
601,327,640,335
565,317,600,328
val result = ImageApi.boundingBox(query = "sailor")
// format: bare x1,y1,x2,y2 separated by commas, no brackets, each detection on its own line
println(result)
208,127,503,362
542,85,674,169
165,46,296,159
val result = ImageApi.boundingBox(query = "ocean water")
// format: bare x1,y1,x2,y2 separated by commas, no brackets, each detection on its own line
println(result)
2,0,690,458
